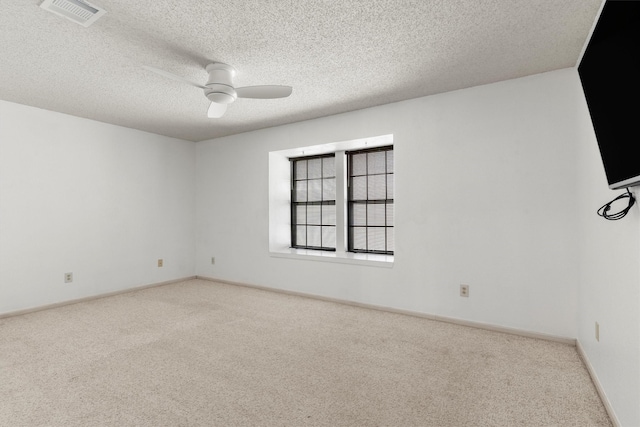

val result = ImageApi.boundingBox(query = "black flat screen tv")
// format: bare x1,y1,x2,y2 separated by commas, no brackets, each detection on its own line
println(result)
578,0,640,190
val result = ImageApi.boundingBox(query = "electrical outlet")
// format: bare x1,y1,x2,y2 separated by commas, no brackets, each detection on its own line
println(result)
211,257,215,265
157,259,163,267
595,322,600,342
460,284,469,297
64,272,73,283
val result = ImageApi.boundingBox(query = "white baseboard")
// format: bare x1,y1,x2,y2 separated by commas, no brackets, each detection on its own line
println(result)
0,276,198,319
432,314,576,345
196,275,576,345
576,340,620,427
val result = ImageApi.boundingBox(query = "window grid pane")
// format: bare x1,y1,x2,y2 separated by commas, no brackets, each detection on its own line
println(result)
352,153,367,176
295,160,307,180
368,228,386,252
323,177,336,200
353,227,366,250
367,203,385,226
296,205,306,225
368,151,386,175
386,203,394,227
307,205,321,225
353,203,366,226
295,180,307,202
347,146,394,255
322,226,336,248
352,176,367,200
308,179,322,201
307,225,321,247
322,205,336,226
291,154,336,251
368,174,386,200
323,157,335,178
296,225,306,246
308,158,322,179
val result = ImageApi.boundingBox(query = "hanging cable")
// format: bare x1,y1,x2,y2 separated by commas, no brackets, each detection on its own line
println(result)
597,188,636,220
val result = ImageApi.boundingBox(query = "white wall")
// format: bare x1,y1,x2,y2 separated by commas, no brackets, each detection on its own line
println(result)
0,100,196,314
574,80,640,425
1,67,637,424
196,68,581,339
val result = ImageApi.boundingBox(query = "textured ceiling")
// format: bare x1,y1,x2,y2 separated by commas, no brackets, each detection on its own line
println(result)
0,0,603,142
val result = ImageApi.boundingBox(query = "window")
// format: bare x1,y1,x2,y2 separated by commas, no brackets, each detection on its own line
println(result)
288,145,394,256
270,134,393,265
347,147,394,255
290,154,336,251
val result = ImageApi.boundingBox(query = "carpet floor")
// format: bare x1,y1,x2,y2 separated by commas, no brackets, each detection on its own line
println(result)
0,279,611,426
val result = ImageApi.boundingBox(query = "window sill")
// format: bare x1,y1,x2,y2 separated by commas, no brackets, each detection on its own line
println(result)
269,248,394,267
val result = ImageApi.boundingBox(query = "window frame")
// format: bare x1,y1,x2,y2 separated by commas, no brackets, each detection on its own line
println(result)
346,146,394,255
290,153,337,251
269,134,394,267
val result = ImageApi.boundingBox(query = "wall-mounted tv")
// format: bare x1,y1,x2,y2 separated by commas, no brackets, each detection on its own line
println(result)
578,0,640,190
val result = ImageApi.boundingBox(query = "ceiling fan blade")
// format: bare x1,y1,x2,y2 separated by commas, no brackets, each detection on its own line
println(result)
207,102,227,118
142,65,205,89
236,85,293,99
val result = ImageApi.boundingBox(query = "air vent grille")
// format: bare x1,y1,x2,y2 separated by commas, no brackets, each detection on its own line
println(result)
40,0,106,27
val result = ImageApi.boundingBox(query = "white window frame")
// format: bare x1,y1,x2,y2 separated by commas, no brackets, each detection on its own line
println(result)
269,134,394,267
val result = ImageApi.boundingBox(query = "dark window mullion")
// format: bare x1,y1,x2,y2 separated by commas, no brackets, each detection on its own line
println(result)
384,150,388,252
345,146,393,255
291,161,295,247
320,160,324,248
304,203,308,248
290,154,336,251
384,200,387,253
348,154,352,252
365,152,369,252
305,178,308,247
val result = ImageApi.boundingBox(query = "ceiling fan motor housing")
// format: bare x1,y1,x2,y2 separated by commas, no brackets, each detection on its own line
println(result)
205,63,237,104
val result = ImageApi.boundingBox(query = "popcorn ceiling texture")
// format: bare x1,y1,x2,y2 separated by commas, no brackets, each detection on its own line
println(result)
0,0,602,142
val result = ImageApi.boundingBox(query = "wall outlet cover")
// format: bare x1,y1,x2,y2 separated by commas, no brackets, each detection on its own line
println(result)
460,284,469,297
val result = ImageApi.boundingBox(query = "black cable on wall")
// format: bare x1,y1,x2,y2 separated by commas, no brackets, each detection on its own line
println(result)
597,188,636,220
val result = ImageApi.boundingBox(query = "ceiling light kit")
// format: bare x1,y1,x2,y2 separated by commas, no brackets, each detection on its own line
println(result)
143,63,293,119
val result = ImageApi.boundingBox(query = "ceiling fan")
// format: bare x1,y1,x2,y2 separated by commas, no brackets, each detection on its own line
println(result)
142,62,293,118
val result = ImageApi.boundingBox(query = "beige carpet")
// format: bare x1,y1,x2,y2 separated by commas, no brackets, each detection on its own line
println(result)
0,279,611,426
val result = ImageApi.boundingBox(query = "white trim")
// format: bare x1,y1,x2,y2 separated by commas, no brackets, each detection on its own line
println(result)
576,340,621,427
197,275,575,345
0,276,197,319
432,314,575,345
269,248,393,267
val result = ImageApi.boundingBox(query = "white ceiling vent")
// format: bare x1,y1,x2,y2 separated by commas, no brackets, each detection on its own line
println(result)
40,0,106,27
